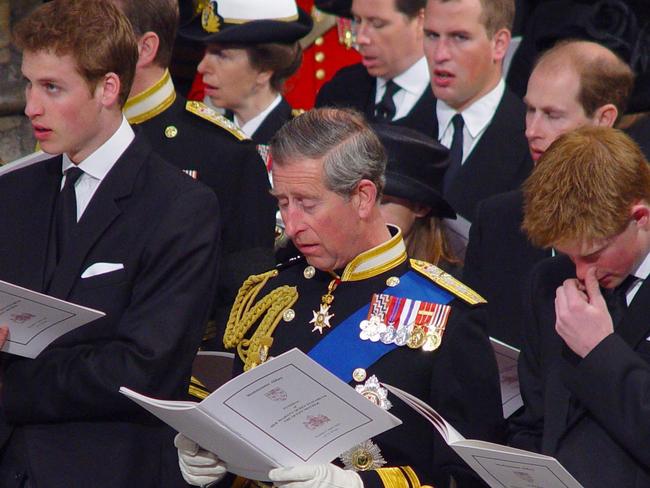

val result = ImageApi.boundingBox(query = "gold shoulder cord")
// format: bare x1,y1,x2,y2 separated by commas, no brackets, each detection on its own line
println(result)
375,466,421,488
223,270,298,371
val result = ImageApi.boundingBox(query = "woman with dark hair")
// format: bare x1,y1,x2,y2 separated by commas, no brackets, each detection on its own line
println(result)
180,0,312,145
373,124,461,273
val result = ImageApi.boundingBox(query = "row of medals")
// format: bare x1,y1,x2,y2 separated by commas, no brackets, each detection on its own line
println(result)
360,312,443,352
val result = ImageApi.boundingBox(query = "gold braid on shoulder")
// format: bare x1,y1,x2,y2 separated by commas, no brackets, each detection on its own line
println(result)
223,270,298,371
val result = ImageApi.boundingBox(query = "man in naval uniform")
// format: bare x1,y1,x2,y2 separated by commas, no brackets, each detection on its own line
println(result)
175,108,504,488
111,0,277,343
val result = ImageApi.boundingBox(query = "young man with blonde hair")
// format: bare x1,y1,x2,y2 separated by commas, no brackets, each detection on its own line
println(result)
423,0,532,221
509,126,650,486
0,1,220,486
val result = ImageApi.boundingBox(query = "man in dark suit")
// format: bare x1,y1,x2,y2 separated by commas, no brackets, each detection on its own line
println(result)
423,0,532,222
0,1,220,487
463,40,634,347
175,108,503,488
509,126,650,487
315,0,437,137
112,0,277,346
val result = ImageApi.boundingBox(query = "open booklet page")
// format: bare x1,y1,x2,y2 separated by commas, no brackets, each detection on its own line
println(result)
383,383,583,488
0,280,105,358
121,348,401,481
490,337,523,418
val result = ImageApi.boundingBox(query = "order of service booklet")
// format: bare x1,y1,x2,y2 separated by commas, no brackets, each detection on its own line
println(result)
0,280,105,358
383,383,584,488
120,348,402,481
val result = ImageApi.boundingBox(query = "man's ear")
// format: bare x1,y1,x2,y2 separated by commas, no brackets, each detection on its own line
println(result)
355,179,379,218
631,201,650,229
593,103,618,128
491,28,511,63
97,72,121,108
137,31,160,68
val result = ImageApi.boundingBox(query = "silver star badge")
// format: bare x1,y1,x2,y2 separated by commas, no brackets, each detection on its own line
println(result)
310,304,334,334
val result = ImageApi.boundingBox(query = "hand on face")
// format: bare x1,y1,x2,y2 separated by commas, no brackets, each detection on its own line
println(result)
555,267,614,358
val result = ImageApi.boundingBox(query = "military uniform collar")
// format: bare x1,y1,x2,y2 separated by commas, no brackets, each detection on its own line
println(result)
124,69,176,124
339,225,407,282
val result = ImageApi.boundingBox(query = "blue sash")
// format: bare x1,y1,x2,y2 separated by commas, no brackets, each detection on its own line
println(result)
308,270,453,382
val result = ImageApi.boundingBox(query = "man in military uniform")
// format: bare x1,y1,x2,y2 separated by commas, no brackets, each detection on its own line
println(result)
175,108,503,488
111,0,277,342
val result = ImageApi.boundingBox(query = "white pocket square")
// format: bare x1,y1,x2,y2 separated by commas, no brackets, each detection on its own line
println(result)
81,262,124,279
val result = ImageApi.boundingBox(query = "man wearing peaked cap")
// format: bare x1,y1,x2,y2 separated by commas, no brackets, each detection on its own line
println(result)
175,108,503,488
179,0,312,146
112,0,277,349
373,125,461,274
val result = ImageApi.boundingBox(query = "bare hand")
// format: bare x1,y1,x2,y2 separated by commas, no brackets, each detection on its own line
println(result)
555,267,613,358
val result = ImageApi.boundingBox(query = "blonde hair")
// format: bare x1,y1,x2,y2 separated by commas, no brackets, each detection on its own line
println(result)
523,126,650,248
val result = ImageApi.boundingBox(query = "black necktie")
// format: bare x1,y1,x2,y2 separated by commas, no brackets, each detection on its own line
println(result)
55,166,84,262
374,80,400,122
604,275,638,327
442,114,464,195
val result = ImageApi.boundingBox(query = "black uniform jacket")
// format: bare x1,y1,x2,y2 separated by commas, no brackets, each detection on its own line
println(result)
509,255,650,487
0,135,220,487
126,74,276,337
226,231,503,488
315,63,438,138
463,190,551,348
251,97,294,146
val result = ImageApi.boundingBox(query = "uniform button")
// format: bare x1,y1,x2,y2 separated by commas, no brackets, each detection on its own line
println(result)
315,36,324,46
352,368,367,382
315,69,326,80
315,52,325,63
282,308,296,322
386,276,400,287
165,125,178,138
303,265,316,279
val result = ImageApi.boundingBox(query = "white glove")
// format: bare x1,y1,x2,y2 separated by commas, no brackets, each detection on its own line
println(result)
174,433,227,487
268,464,363,488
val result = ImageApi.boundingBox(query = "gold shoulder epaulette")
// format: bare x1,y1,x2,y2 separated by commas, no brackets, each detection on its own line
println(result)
185,101,249,141
223,269,298,371
410,259,486,306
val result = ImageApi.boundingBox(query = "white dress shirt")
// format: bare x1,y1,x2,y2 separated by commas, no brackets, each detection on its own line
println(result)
437,78,505,164
61,116,135,221
235,94,283,139
375,57,430,121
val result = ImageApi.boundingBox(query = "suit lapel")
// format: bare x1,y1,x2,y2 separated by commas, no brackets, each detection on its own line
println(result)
26,158,63,291
46,137,148,299
617,278,650,348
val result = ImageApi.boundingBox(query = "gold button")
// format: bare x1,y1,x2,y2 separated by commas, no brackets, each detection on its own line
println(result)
315,52,325,63
282,309,296,322
386,276,400,287
164,125,178,138
303,266,316,279
352,368,367,382
315,36,324,46
315,69,326,80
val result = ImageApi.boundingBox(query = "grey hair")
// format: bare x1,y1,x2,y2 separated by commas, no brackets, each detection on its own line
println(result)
270,108,386,199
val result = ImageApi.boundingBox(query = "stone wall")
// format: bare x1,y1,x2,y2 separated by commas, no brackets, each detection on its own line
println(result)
0,0,42,164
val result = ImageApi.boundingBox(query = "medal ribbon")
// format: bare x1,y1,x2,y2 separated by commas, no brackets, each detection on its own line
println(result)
308,270,454,382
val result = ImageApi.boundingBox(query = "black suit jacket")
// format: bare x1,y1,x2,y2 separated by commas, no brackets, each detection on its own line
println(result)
442,89,533,221
0,135,220,487
315,63,438,138
509,255,650,487
463,190,551,347
136,95,276,339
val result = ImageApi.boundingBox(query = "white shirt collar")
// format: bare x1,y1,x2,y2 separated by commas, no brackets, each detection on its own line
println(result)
235,95,283,139
437,78,505,139
62,116,135,180
376,57,430,97
631,249,650,281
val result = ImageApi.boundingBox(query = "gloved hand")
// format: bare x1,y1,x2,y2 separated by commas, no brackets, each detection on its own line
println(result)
174,433,227,487
268,464,363,488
